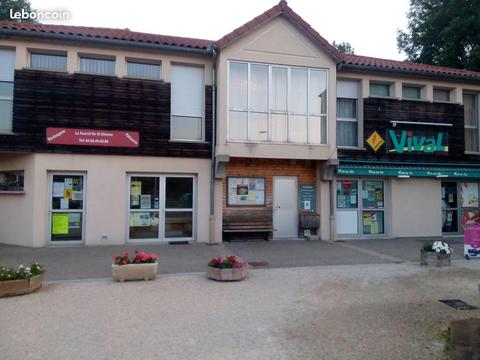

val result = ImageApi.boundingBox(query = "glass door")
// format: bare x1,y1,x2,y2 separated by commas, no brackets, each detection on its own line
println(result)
441,182,458,232
50,173,85,243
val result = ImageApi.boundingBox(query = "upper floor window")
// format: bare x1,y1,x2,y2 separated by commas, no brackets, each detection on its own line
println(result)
0,170,24,192
228,61,328,144
30,52,67,72
464,93,479,152
0,48,15,133
402,85,422,100
171,64,204,141
433,88,451,102
337,80,359,147
79,55,115,76
126,60,161,80
369,82,391,97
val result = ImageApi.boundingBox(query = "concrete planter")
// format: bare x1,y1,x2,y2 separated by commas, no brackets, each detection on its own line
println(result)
112,262,158,282
420,250,451,267
207,265,248,281
0,274,44,297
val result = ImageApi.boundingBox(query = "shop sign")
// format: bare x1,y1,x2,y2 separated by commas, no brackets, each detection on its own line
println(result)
46,128,140,148
386,130,448,154
337,166,480,178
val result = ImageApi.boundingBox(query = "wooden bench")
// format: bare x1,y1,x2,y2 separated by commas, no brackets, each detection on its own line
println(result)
223,209,273,240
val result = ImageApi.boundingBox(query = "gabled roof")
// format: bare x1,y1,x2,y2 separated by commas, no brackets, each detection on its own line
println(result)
215,0,342,61
342,54,480,80
0,21,213,50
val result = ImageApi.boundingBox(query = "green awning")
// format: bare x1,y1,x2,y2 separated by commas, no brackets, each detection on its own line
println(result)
337,163,480,178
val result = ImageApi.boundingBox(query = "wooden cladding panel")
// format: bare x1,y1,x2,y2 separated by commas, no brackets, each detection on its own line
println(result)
0,69,212,158
338,97,479,163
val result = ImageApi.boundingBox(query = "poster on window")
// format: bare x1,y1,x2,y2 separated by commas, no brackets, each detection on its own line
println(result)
461,182,479,208
464,224,480,259
228,177,265,205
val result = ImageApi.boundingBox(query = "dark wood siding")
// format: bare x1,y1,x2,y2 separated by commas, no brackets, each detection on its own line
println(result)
0,69,212,158
339,97,480,164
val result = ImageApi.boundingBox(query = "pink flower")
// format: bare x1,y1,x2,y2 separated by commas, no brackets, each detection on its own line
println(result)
233,262,244,269
150,253,158,261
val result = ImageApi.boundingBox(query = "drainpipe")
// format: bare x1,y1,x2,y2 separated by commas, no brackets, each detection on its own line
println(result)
329,175,336,241
209,46,218,244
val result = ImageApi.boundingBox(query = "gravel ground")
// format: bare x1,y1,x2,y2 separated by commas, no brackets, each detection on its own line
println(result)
1,261,480,360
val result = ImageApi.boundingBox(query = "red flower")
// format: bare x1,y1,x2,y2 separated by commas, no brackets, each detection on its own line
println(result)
151,253,158,261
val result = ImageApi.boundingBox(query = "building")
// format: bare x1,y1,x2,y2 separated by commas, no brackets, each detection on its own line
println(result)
1,1,480,247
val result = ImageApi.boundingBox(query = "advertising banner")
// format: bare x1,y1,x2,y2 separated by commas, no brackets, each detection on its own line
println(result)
464,224,480,259
46,128,140,148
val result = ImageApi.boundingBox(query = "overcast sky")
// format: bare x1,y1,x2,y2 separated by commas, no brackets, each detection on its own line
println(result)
30,0,410,61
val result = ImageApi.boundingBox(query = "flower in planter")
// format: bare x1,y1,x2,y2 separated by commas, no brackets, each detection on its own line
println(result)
423,241,452,255
208,256,245,269
0,262,44,281
113,250,158,265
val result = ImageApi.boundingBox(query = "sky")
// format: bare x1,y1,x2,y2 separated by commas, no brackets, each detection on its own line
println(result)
29,0,411,61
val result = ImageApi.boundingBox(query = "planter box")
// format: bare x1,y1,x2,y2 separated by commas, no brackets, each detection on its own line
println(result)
207,265,248,281
420,250,451,267
112,262,158,282
0,274,44,297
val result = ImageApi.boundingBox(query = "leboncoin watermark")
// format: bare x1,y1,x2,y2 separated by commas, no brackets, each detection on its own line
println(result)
10,9,70,21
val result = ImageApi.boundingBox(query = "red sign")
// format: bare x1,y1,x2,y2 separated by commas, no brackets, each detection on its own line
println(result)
46,128,140,148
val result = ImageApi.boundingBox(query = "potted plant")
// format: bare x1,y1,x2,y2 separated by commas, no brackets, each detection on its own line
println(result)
420,241,452,267
207,256,248,281
0,263,45,297
112,250,158,282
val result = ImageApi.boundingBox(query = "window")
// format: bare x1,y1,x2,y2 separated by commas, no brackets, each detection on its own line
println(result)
228,61,328,144
0,170,23,191
464,93,479,152
171,64,204,141
129,175,195,241
433,88,451,102
227,177,265,206
402,85,422,100
369,82,390,97
336,80,359,147
79,56,115,75
442,181,480,233
336,179,385,235
30,52,67,72
0,48,15,132
126,60,161,80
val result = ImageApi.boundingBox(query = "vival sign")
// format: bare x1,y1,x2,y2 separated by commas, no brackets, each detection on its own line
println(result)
46,128,140,148
387,130,448,154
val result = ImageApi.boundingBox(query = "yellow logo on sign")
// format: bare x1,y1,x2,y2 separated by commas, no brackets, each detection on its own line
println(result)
366,131,385,152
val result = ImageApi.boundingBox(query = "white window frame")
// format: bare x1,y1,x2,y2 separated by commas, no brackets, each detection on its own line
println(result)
402,84,423,100
464,92,480,154
127,174,197,243
0,48,15,134
29,50,68,72
125,59,162,80
227,60,329,145
170,64,205,142
78,54,116,76
369,81,392,98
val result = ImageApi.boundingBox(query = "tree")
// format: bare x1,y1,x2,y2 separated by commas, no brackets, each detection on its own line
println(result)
0,0,36,22
333,41,355,55
397,0,480,71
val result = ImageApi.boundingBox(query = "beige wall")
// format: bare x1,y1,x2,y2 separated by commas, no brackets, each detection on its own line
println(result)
216,16,338,160
0,38,213,85
0,153,211,247
0,154,35,246
390,178,442,238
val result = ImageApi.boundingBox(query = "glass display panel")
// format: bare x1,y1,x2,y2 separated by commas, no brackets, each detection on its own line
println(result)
441,182,457,209
165,212,193,238
0,170,23,191
129,212,159,239
362,180,384,209
228,177,265,206
228,111,248,141
363,211,384,235
442,210,458,232
336,180,358,209
461,209,480,231
51,175,84,210
461,182,479,208
229,62,248,110
51,212,83,241
130,177,160,210
165,177,193,209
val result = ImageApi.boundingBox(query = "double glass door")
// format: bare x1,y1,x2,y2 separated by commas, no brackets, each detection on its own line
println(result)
49,173,85,243
442,181,480,233
128,175,195,242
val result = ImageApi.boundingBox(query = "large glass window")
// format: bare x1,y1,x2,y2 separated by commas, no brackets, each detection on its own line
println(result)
442,181,480,233
126,60,161,80
129,175,195,241
0,170,24,191
79,56,115,75
402,85,422,100
337,80,359,147
228,61,328,144
0,48,15,132
336,179,385,236
369,82,390,97
227,177,265,206
464,93,479,152
171,65,204,141
30,52,67,72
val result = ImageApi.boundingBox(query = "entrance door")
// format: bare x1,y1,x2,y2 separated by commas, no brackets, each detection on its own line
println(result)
49,173,85,244
441,181,458,233
273,176,298,239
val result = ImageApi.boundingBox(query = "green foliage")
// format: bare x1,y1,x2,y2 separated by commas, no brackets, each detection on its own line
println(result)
333,41,355,55
0,0,36,22
0,263,44,281
423,243,434,252
397,0,480,71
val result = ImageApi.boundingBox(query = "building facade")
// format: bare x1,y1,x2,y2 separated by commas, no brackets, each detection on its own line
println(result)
1,1,480,247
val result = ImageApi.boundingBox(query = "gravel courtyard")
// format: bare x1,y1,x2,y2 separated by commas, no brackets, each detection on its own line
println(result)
1,262,480,360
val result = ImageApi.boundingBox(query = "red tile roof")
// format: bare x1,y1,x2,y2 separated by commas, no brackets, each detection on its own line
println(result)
0,21,213,50
343,54,480,80
215,0,342,61
1,1,480,81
